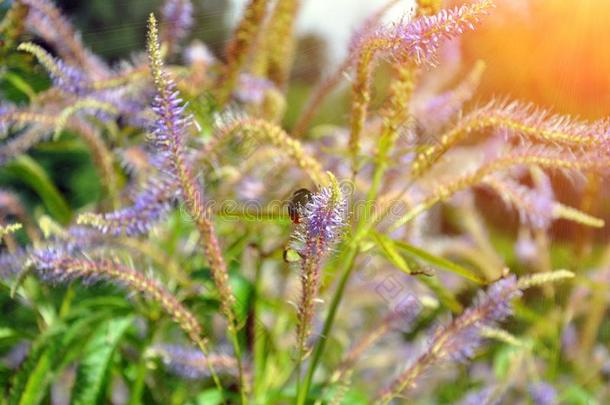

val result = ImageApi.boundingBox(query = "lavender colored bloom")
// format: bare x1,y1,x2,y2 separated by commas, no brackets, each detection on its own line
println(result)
457,386,500,405
81,174,177,236
486,175,554,230
290,183,348,259
161,0,194,48
293,179,348,353
392,1,493,64
436,276,521,361
149,76,193,181
357,0,493,67
235,74,275,105
0,249,27,279
53,59,91,95
29,246,98,285
153,344,238,380
378,276,521,402
529,382,558,405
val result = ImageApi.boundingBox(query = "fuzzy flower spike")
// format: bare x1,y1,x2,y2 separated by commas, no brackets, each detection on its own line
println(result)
292,173,348,358
349,0,493,169
147,14,247,398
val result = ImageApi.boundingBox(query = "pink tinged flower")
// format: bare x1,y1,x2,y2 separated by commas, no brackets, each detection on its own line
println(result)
376,0,493,65
292,179,348,352
290,183,348,259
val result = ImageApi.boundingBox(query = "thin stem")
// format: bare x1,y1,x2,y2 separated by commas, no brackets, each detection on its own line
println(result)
296,246,358,405
196,339,228,405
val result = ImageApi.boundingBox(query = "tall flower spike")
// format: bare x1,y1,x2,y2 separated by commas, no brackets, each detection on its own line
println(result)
151,344,239,380
213,113,326,185
216,0,269,104
292,173,348,357
22,0,108,78
28,249,206,348
350,0,493,170
17,42,92,96
391,145,610,230
147,15,246,392
255,0,300,89
376,276,521,404
411,99,610,177
291,0,401,138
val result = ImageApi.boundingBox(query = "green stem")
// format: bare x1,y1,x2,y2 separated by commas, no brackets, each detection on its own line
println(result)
296,247,358,405
253,254,267,403
196,339,228,405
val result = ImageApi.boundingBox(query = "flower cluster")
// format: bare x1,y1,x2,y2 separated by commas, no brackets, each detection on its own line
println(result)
0,0,607,403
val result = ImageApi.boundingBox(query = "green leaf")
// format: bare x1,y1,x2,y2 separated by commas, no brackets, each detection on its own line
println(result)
71,317,133,405
560,385,598,405
190,389,225,405
8,326,65,405
1,72,36,101
5,155,71,224
371,232,412,274
385,235,485,284
9,315,111,405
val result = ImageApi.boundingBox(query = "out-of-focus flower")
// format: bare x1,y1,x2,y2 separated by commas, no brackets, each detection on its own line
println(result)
151,344,238,380
528,381,559,405
161,0,194,49
378,275,521,402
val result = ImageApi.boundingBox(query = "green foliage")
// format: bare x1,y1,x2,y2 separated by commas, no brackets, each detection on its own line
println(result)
71,317,132,405
1,0,610,404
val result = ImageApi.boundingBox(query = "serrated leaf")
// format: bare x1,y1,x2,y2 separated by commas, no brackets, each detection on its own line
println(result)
8,326,65,405
9,315,110,405
71,316,132,405
5,155,71,224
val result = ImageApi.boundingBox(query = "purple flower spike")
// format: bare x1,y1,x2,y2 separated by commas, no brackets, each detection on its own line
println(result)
291,181,348,259
392,0,494,65
79,175,177,236
153,344,238,380
378,275,521,402
54,59,91,95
